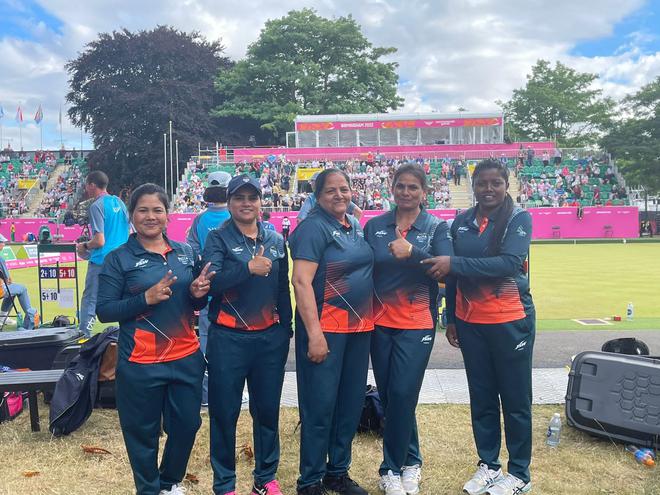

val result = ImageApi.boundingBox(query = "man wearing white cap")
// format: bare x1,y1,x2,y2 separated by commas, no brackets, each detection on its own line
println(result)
0,234,38,329
187,171,232,408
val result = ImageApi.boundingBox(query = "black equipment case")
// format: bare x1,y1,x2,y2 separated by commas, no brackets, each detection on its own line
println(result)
566,351,660,448
0,327,83,371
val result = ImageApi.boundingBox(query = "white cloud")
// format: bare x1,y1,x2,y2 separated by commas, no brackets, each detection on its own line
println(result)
0,0,658,150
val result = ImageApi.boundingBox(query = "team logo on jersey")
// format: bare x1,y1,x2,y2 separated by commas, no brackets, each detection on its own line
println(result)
357,230,364,238
375,230,388,238
416,233,429,243
134,259,148,268
232,246,244,253
516,225,528,237
457,226,469,234
112,206,122,213
420,335,433,344
332,230,341,237
269,245,279,257
178,255,191,265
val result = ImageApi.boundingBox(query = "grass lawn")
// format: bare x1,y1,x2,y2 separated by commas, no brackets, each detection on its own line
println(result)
1,401,659,494
4,242,659,333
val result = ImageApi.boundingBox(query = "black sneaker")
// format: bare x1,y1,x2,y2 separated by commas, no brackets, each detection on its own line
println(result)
322,474,368,495
297,483,328,495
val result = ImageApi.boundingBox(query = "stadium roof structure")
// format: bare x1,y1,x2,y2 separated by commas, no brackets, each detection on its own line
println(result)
290,111,505,148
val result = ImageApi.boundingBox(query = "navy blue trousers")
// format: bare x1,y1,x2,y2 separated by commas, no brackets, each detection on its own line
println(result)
371,326,434,475
295,322,371,489
207,324,290,494
456,313,535,483
116,350,205,495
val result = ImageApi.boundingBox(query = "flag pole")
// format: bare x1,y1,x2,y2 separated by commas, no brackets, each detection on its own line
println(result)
163,133,168,194
175,139,179,190
169,120,174,198
59,105,63,148
40,122,43,150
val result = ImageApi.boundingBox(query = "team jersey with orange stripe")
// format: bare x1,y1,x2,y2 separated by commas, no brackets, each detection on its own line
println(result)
364,208,452,330
290,207,374,333
202,220,292,332
96,235,206,364
445,206,534,325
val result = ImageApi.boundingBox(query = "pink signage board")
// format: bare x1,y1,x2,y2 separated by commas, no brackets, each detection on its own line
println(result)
0,206,639,246
233,142,554,162
295,117,502,131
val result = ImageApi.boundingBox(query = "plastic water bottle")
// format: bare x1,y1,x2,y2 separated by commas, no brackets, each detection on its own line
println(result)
546,413,562,447
626,445,655,467
627,302,634,321
16,312,23,328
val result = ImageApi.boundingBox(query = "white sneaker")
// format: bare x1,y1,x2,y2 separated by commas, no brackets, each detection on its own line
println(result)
378,470,406,495
463,463,504,495
159,483,187,495
401,464,421,495
486,474,531,495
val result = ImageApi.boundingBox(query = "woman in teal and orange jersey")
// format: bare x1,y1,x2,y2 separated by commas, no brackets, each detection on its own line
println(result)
290,169,374,495
364,163,452,495
422,159,535,495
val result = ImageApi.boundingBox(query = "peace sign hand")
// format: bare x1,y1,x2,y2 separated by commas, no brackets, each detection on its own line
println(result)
145,270,177,305
190,262,216,298
388,227,413,259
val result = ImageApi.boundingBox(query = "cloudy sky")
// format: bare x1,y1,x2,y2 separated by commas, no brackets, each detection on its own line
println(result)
1,0,659,151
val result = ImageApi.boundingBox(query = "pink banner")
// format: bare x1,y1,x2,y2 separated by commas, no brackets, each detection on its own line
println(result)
296,117,502,131
0,206,639,247
528,206,639,239
6,253,77,270
164,206,640,242
233,142,554,162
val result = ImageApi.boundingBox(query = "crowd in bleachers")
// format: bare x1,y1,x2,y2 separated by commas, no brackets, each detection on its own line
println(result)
515,152,629,207
172,154,455,213
0,146,60,217
37,165,85,218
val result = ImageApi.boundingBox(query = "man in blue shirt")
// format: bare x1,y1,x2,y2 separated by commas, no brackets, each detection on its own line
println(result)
0,234,38,329
76,171,129,337
186,171,231,408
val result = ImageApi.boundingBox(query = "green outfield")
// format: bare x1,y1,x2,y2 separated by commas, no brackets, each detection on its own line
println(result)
5,242,660,332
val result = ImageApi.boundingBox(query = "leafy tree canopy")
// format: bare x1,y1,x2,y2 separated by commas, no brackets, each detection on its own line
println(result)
601,76,660,193
213,8,404,140
66,26,232,190
500,60,614,147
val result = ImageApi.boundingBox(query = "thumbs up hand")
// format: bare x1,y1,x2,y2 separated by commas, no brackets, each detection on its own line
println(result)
248,244,273,277
388,226,414,259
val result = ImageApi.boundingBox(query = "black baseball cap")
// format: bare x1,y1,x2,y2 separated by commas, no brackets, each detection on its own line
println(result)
227,174,262,197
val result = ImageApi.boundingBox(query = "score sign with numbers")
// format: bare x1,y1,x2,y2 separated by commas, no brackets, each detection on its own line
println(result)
39,266,77,279
40,288,74,308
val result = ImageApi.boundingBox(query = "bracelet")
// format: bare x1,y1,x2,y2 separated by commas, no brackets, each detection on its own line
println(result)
407,244,413,256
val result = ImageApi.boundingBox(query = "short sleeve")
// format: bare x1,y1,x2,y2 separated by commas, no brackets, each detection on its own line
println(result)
89,199,104,235
289,219,329,263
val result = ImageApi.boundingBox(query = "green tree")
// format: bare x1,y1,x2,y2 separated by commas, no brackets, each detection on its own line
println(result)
601,76,660,193
66,26,232,190
500,60,614,147
213,8,404,140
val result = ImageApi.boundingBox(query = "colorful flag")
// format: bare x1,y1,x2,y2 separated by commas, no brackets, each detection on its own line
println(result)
15,105,23,123
34,104,43,124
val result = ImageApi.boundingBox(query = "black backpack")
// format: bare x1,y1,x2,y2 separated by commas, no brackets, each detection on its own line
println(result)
357,384,385,436
49,326,119,436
